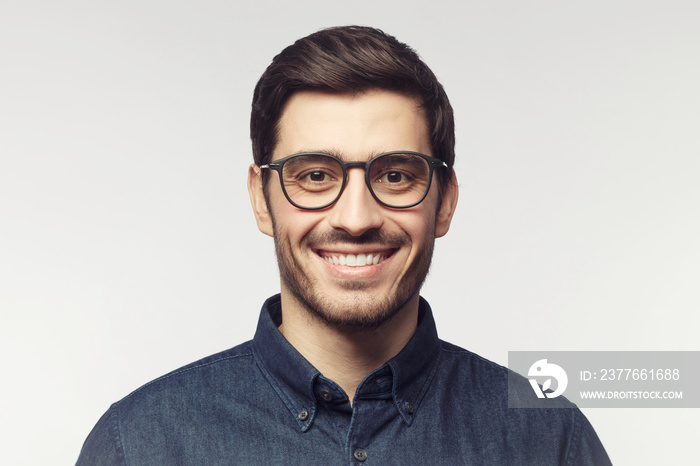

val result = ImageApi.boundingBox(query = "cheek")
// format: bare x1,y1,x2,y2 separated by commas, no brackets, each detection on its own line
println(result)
408,219,437,249
271,204,324,246
396,202,439,241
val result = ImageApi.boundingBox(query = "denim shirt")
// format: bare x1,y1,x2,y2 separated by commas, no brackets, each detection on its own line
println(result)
77,295,611,465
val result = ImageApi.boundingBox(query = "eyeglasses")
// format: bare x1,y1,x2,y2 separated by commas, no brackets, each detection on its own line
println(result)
260,151,446,210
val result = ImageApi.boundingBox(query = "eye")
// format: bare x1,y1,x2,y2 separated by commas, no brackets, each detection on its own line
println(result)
300,170,336,183
377,171,412,184
306,171,331,182
294,168,339,192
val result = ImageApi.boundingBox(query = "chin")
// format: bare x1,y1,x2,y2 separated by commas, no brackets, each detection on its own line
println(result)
289,285,416,331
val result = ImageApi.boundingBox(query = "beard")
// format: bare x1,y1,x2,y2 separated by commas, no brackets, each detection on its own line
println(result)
273,226,435,331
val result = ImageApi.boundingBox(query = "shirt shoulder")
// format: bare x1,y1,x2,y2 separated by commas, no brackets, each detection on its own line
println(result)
76,340,261,465
439,340,570,397
115,339,260,417
433,340,611,465
121,340,256,401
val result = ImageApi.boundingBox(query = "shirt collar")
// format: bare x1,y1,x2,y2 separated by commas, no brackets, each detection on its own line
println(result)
252,295,441,431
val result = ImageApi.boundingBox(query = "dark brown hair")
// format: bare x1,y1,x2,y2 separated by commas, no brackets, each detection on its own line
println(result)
250,26,455,189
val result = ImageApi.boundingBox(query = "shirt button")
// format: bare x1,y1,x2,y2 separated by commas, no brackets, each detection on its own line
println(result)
353,448,367,462
297,409,309,421
321,390,332,401
404,401,415,414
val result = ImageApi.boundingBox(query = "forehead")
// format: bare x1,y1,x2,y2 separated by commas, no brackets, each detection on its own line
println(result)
274,89,431,162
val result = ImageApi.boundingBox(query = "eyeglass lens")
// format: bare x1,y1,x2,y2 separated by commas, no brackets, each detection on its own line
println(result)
280,153,431,209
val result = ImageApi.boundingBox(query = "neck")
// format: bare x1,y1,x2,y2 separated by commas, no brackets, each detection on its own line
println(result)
277,289,420,404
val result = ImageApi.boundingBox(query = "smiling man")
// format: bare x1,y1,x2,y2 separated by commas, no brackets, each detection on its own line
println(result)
248,89,453,402
77,26,611,464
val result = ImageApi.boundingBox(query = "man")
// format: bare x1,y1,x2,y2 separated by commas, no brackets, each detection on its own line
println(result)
77,26,611,464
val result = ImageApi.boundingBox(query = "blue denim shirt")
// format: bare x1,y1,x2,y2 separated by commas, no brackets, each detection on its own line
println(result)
77,295,611,465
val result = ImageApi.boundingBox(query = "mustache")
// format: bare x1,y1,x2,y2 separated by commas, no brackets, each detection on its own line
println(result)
304,229,410,247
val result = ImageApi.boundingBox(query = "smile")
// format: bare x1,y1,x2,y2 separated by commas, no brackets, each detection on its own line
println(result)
319,252,389,267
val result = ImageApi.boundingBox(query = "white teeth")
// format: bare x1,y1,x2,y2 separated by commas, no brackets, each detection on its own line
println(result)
322,252,385,267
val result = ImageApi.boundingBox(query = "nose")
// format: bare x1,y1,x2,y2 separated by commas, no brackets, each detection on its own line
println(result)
327,168,384,236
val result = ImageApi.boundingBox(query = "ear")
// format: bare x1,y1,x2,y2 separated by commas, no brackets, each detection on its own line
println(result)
435,171,459,238
247,164,274,237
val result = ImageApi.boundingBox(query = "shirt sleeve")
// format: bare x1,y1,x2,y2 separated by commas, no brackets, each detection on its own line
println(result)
76,406,125,466
569,409,612,466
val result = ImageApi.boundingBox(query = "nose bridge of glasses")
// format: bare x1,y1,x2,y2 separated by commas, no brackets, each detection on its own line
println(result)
338,160,372,193
343,161,370,170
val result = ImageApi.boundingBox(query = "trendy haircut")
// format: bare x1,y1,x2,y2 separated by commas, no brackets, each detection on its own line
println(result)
250,26,455,192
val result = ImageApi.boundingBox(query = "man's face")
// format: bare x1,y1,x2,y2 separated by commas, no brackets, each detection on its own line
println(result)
250,89,456,330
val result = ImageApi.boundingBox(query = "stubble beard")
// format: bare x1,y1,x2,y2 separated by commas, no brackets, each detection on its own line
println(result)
273,227,435,331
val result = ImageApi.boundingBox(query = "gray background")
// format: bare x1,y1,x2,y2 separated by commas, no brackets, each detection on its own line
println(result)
1,0,698,464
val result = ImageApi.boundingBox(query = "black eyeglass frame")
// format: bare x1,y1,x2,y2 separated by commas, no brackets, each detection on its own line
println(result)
260,151,447,210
